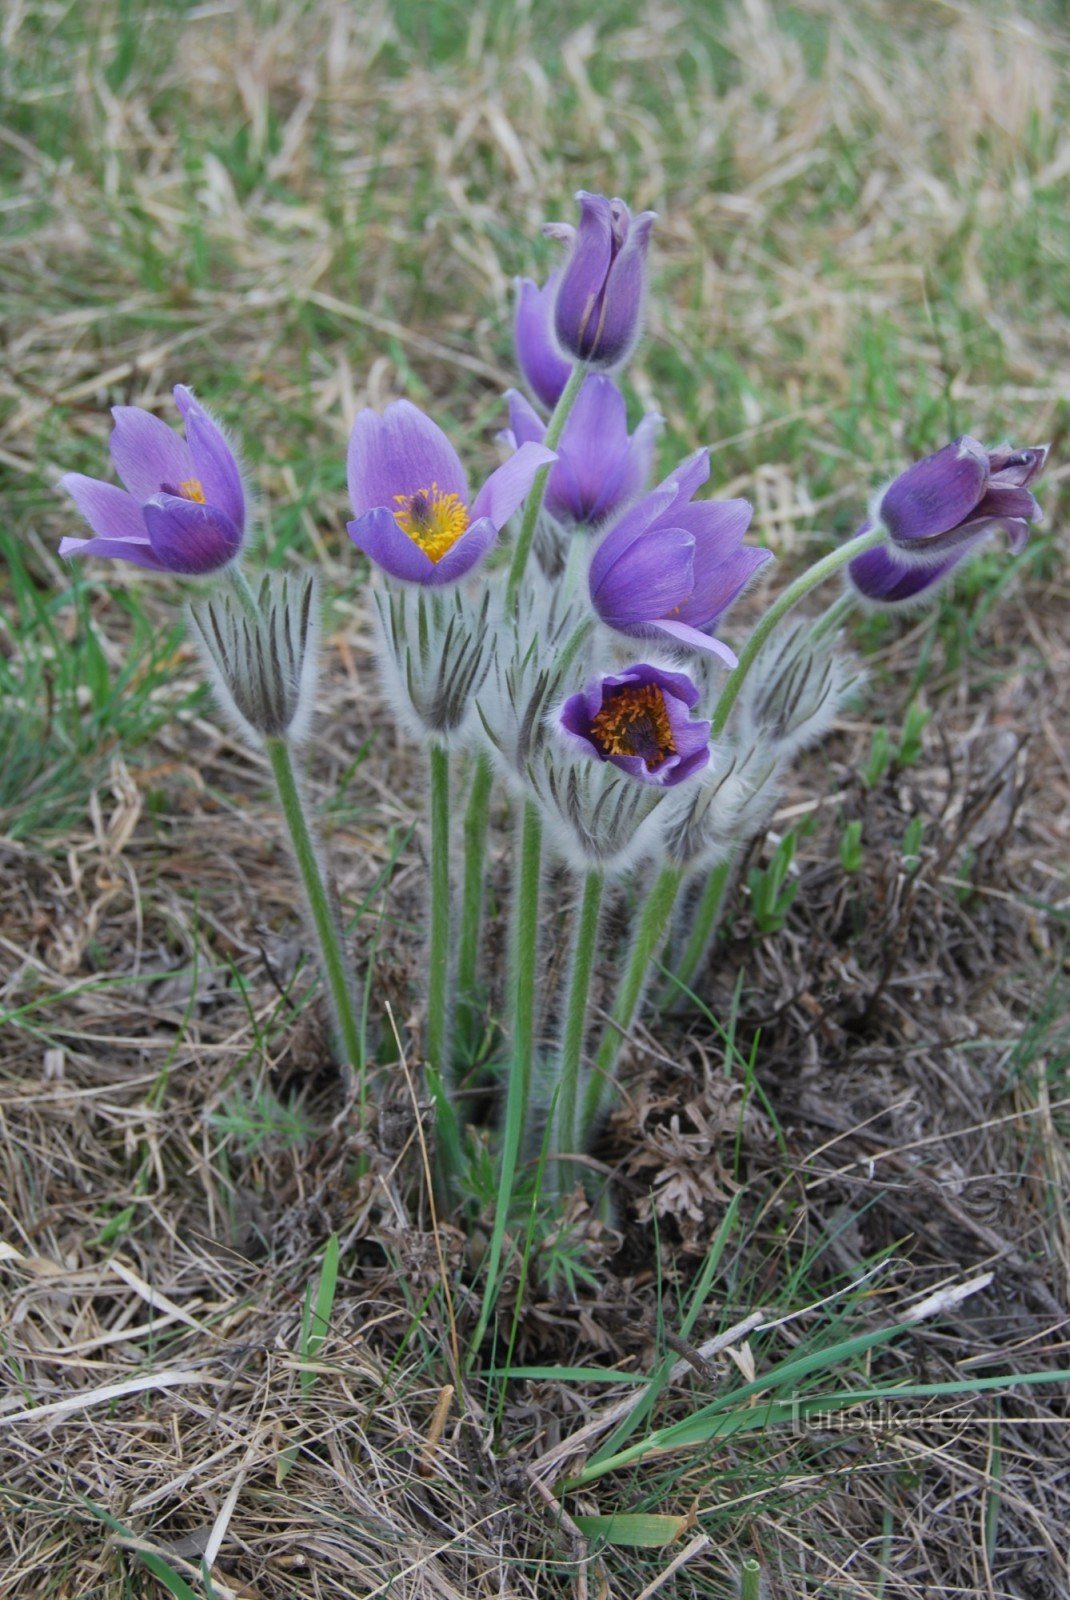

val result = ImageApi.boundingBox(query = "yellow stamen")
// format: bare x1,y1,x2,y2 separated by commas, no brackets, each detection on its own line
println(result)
179,478,207,504
393,483,470,563
590,682,677,770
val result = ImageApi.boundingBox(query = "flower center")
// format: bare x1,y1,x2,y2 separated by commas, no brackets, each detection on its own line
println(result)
590,682,677,769
179,478,206,503
393,484,470,563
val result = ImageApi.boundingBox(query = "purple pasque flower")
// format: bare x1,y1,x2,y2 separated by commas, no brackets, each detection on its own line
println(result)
59,386,245,575
589,449,772,664
501,376,660,529
559,662,711,788
514,273,573,410
545,191,656,370
849,437,1048,606
347,400,554,587
874,436,1047,561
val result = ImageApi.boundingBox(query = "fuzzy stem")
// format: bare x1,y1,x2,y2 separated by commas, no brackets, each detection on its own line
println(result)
555,868,604,1177
468,800,543,1362
456,748,494,1056
712,525,884,737
583,863,682,1141
265,735,364,1083
226,564,261,623
506,363,586,602
664,854,733,1006
427,742,452,1089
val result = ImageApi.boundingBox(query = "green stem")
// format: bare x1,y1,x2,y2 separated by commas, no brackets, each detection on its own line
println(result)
506,363,586,602
427,743,452,1086
711,524,884,737
664,855,733,1006
456,748,494,1056
583,863,682,1141
265,736,364,1083
468,800,543,1363
740,1559,762,1600
555,868,604,1178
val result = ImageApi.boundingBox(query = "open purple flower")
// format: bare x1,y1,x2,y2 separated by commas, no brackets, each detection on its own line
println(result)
59,386,245,575
559,663,711,788
545,192,655,370
589,449,771,663
874,437,1047,561
347,401,554,587
514,274,573,410
501,376,660,529
849,437,1048,605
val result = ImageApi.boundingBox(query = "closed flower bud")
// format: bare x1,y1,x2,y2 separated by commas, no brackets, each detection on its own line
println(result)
189,573,319,747
545,191,656,370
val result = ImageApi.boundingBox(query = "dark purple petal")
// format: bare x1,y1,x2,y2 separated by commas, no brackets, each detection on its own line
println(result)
968,484,1040,524
847,542,969,604
174,387,245,532
592,524,695,626
588,481,681,590
646,618,738,666
987,443,1048,490
347,402,468,518
514,275,572,410
347,506,435,584
553,192,615,361
602,662,702,707
60,473,148,542
676,541,772,629
58,535,166,570
142,494,242,574
558,662,710,787
470,440,556,529
109,406,193,500
880,436,988,545
430,516,498,584
590,210,655,366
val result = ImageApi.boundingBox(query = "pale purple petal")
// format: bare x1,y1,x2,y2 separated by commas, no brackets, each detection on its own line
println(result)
880,436,988,544
470,440,556,528
109,406,193,500
175,388,245,532
662,448,711,513
676,542,772,629
504,389,547,449
142,495,241,574
987,443,1048,489
593,210,655,366
514,275,572,410
58,535,167,570
347,506,436,584
588,482,681,590
553,192,614,359
646,618,739,666
431,516,498,584
347,402,468,518
60,473,148,542
592,525,695,625
552,376,633,522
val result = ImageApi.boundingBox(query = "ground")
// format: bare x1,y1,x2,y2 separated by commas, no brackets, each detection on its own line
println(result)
2,1,1069,1596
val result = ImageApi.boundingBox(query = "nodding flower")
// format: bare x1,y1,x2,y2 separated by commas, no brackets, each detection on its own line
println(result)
59,386,246,575
346,400,555,586
559,662,711,788
544,191,655,370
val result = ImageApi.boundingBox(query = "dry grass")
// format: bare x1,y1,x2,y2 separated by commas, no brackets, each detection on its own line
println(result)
2,0,1070,1595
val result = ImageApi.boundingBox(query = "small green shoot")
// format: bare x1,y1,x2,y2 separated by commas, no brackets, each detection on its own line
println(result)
902,815,925,871
862,725,892,788
748,832,800,934
896,699,931,767
839,818,864,874
278,1232,340,1480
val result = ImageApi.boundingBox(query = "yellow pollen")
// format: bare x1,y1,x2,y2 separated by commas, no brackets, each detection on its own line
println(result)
392,483,470,563
590,682,677,770
179,478,207,504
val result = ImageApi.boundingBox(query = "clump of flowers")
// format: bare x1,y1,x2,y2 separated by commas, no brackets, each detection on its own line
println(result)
56,187,1051,1339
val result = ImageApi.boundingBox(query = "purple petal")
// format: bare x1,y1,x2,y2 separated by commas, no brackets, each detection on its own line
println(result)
592,524,695,626
847,543,968,604
175,388,245,532
987,443,1049,489
591,210,655,366
142,494,242,575
504,389,547,449
60,473,148,542
588,482,682,591
347,402,468,519
553,192,614,359
58,535,167,570
109,406,193,500
431,516,498,584
676,542,772,629
968,485,1040,524
514,276,572,410
347,505,435,584
646,618,739,666
661,448,711,514
470,440,556,528
552,376,633,522
880,437,988,545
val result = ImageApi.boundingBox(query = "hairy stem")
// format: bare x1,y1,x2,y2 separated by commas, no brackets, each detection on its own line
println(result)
456,748,494,1057
427,743,452,1087
555,868,604,1179
506,363,586,601
663,854,733,1006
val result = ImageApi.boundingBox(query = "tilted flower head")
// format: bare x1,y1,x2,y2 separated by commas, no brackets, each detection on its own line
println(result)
544,191,656,370
514,273,573,410
559,663,711,788
849,438,1048,606
347,400,554,587
501,377,660,530
59,386,246,575
589,449,772,663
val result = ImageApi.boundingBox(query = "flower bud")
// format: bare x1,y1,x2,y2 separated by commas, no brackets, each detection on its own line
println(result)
189,573,319,747
545,191,656,370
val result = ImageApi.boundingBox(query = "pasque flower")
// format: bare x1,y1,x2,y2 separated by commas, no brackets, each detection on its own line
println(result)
849,437,1047,604
501,377,660,529
59,386,245,574
514,273,573,410
545,192,655,369
560,663,711,788
347,400,554,586
589,449,771,662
